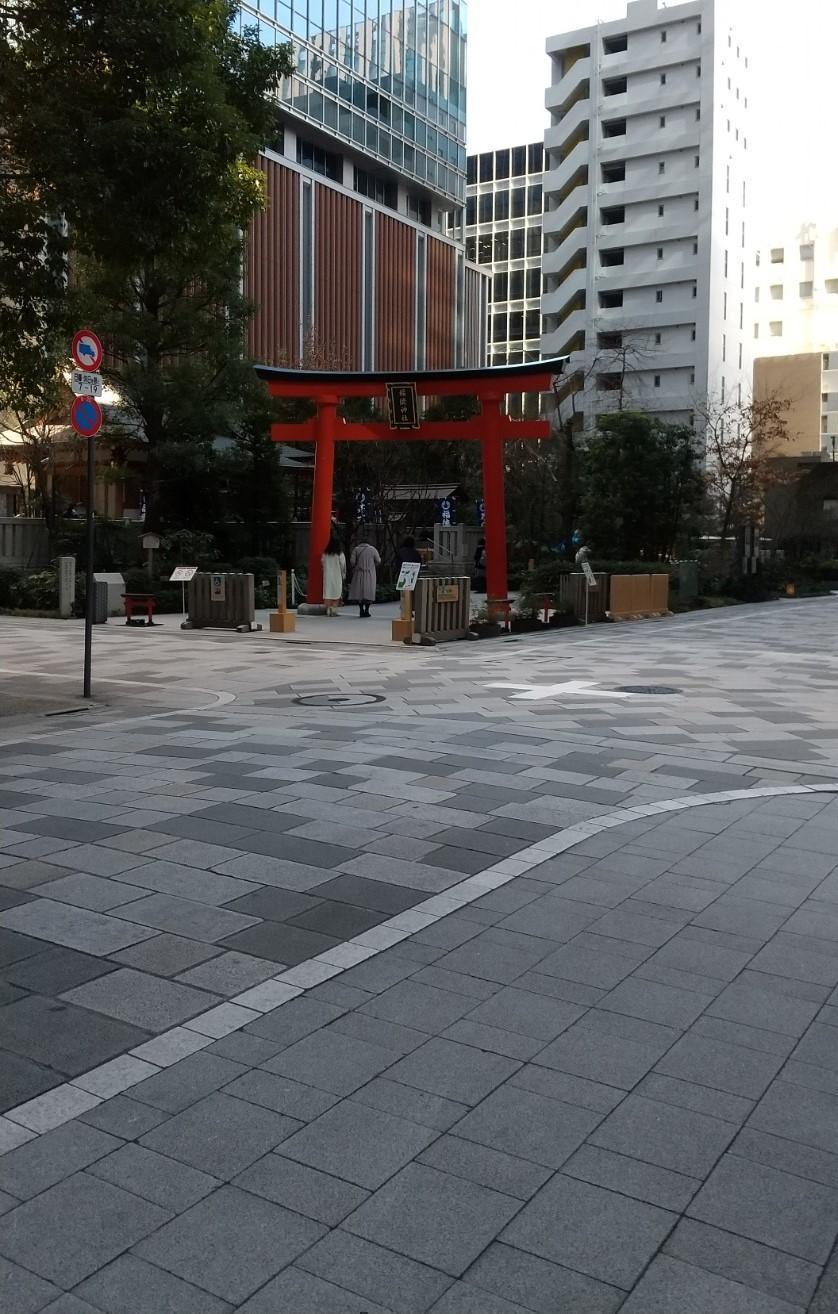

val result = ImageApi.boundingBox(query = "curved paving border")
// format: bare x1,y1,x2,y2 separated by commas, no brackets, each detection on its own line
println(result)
2,780,838,1153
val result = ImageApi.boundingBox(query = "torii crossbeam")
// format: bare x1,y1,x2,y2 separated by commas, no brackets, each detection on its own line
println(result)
255,358,567,605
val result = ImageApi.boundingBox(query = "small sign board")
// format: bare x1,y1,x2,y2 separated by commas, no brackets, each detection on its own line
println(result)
210,573,226,601
396,561,421,592
386,382,420,430
70,394,103,438
141,532,161,550
581,561,598,588
169,566,198,583
436,583,460,603
71,329,103,372
70,369,103,397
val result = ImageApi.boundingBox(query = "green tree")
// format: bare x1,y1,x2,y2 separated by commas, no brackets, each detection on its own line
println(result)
579,411,704,559
0,0,292,528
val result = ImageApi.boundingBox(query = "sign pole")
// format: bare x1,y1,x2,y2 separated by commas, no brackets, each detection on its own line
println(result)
70,328,104,699
83,431,95,698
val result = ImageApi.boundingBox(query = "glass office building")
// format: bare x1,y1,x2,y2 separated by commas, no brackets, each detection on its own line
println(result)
241,1,467,205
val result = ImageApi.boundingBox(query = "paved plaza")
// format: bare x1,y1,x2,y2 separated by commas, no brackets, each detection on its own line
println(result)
1,600,838,1311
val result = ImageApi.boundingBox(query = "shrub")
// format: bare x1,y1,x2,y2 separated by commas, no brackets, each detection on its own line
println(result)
16,570,59,610
0,567,22,607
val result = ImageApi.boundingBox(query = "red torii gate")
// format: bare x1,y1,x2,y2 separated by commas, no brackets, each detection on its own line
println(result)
255,358,567,605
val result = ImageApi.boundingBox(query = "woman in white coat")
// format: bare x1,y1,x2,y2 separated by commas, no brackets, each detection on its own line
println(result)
348,539,381,618
321,535,346,616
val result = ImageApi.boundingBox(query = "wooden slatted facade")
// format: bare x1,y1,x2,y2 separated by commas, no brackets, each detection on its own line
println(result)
425,237,455,371
246,158,300,367
375,214,417,371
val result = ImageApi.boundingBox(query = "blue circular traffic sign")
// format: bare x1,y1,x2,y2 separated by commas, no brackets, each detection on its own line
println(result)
71,394,103,438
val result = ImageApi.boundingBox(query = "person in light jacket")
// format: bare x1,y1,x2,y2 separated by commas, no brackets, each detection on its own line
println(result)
349,538,381,618
321,535,346,616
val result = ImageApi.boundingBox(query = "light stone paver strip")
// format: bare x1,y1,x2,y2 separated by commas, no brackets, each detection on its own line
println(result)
2,600,838,1307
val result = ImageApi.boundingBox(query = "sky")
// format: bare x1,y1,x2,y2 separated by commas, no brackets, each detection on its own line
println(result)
467,0,838,230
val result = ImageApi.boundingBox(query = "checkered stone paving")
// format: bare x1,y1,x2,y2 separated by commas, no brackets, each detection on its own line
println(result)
1,599,838,1307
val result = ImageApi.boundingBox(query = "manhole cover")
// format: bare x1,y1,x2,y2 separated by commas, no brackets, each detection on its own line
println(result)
294,692,385,708
615,685,682,695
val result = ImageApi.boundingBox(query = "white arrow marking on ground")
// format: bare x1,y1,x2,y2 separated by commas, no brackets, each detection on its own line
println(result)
487,680,637,702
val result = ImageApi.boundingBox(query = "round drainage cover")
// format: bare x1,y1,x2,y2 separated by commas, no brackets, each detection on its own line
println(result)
616,685,681,695
294,692,385,708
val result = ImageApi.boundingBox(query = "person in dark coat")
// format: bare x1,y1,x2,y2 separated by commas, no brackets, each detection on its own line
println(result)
349,539,381,618
396,536,421,569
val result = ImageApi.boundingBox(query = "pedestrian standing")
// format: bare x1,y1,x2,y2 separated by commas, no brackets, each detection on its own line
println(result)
349,538,381,618
396,535,422,570
321,534,346,617
473,537,487,592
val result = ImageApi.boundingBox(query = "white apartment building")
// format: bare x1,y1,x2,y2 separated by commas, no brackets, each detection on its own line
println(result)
754,223,838,357
542,0,752,433
753,223,838,455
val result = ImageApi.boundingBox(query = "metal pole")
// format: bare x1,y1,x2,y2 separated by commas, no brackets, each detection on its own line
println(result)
83,433,95,698
585,578,590,627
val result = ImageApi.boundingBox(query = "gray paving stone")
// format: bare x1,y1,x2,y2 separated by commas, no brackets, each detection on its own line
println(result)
38,1295,104,1314
514,968,606,1008
360,980,477,1032
0,1120,120,1200
656,1031,785,1098
708,978,821,1037
598,975,708,1030
432,934,555,985
234,1153,369,1224
411,965,499,1000
116,858,259,906
534,1010,678,1090
33,872,147,912
111,932,221,977
219,886,321,922
465,1242,623,1314
0,900,156,955
688,1153,838,1263
2,945,117,994
385,1037,518,1105
62,966,217,1030
732,1125,838,1190
564,1143,699,1212
352,1076,468,1131
502,1173,676,1289
78,1095,170,1141
279,1097,437,1188
511,1063,624,1114
221,1069,337,1120
455,1083,602,1168
590,1092,737,1177
344,1161,520,1278
419,1134,551,1201
237,1267,390,1314
0,1173,169,1288
140,1092,299,1177
749,935,838,988
244,996,345,1046
0,1255,60,1314
636,1072,754,1124
76,1253,231,1314
748,1079,838,1153
0,1050,56,1115
691,1013,796,1058
0,994,148,1077
263,1028,396,1096
297,1228,451,1314
791,1022,838,1073
587,907,681,949
220,919,337,964
88,1142,218,1212
212,853,337,889
129,1051,247,1114
619,1255,803,1314
133,1184,324,1305
664,1217,821,1308
327,1011,429,1055
534,940,639,990
462,985,587,1041
440,1019,542,1061
116,892,259,942
137,837,243,870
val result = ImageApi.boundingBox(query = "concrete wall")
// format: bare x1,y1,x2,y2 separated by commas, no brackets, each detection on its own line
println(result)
753,353,823,456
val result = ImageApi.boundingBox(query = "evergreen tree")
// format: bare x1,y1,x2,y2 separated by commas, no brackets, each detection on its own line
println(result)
0,0,292,528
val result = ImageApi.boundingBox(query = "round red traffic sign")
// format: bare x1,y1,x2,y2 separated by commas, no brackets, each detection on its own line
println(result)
71,328,103,372
71,394,103,438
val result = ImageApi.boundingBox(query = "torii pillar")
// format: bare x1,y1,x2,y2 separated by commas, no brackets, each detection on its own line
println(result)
307,396,337,605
